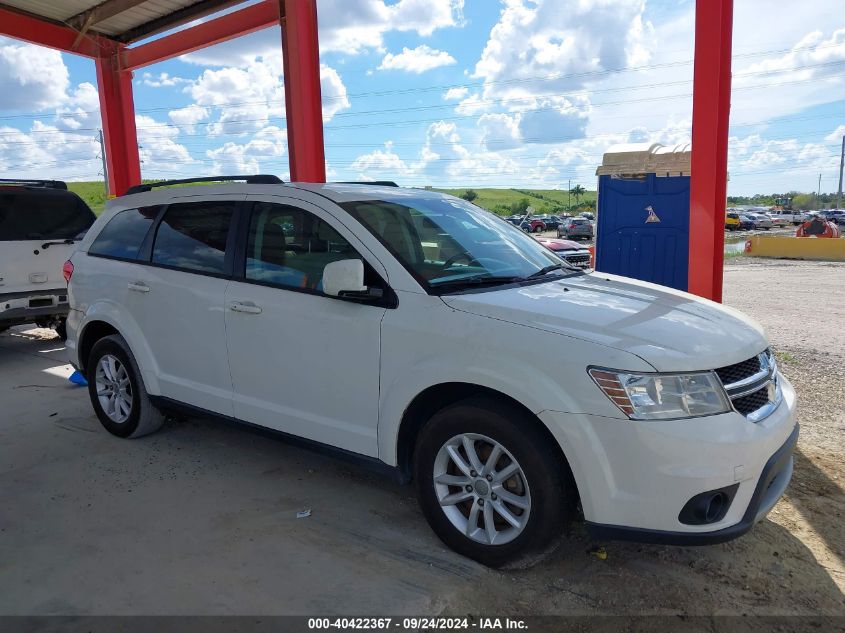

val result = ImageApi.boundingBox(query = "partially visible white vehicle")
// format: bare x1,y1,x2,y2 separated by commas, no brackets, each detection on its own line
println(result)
65,175,798,568
0,179,96,338
769,210,808,225
750,213,773,230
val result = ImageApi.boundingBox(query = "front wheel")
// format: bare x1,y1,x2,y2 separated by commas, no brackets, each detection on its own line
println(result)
87,334,164,438
414,398,573,568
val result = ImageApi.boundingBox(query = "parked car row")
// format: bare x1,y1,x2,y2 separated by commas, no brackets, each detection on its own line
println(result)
505,212,595,235
725,211,773,231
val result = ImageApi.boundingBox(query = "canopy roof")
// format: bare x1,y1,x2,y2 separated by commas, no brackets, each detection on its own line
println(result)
0,0,244,43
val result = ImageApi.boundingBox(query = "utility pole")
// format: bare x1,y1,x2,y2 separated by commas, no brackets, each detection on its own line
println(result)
568,178,571,210
98,130,109,198
817,173,822,210
837,134,844,210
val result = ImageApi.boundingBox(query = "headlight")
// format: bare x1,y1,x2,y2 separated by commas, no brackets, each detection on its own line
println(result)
589,368,731,420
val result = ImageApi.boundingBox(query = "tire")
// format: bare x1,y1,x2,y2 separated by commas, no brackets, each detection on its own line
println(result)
413,397,573,568
54,318,67,341
534,226,543,233
86,334,164,439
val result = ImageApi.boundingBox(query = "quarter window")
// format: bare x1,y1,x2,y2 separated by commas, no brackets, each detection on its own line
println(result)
245,202,359,292
152,201,235,274
89,207,159,260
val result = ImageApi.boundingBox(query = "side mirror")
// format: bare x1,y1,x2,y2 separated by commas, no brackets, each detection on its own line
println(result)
323,259,368,297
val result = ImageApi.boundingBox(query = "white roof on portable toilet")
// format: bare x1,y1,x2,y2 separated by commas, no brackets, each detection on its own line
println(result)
596,142,691,177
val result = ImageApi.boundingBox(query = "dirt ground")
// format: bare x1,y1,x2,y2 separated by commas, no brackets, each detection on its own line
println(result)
0,258,842,620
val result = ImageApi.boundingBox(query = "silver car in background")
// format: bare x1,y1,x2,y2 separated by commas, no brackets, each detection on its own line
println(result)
557,217,594,240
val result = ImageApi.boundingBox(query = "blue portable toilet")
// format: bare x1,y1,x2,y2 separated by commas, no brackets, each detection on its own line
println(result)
594,143,692,291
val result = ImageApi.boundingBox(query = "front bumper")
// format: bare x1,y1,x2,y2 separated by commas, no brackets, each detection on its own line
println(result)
585,423,797,545
538,374,798,540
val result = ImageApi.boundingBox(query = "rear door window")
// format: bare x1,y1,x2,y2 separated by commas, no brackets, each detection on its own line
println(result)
151,201,236,274
0,189,95,241
89,207,160,260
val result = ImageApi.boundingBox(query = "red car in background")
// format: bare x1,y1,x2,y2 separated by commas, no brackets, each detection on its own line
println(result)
534,236,593,269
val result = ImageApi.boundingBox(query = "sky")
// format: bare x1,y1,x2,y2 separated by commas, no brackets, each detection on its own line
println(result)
0,0,843,196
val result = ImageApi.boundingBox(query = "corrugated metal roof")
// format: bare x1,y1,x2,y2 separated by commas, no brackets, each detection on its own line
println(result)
93,0,199,36
1,0,97,23
0,0,243,41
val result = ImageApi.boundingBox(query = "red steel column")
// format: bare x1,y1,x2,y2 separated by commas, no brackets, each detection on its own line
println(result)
282,0,326,182
688,0,733,302
95,42,141,196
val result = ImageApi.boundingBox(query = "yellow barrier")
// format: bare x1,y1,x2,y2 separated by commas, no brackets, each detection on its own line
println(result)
744,236,845,261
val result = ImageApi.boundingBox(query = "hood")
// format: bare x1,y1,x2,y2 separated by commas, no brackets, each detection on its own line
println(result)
535,237,585,251
441,272,768,372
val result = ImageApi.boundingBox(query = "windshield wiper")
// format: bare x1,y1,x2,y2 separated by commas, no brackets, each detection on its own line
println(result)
431,274,522,292
525,263,564,279
41,238,76,249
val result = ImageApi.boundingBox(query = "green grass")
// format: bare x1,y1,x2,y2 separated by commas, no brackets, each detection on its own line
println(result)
66,180,598,217
67,181,110,215
432,187,597,216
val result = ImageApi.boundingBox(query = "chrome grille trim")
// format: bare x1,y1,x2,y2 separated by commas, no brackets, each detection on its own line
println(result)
716,349,780,422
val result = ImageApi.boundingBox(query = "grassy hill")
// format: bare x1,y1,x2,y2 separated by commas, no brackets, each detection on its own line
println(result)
66,181,597,217
67,181,110,215
432,187,596,216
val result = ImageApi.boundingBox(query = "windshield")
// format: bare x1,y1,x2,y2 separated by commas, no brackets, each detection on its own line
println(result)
340,195,576,291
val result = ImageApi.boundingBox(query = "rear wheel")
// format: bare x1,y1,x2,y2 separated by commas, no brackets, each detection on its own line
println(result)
414,398,573,568
54,318,67,341
87,334,164,438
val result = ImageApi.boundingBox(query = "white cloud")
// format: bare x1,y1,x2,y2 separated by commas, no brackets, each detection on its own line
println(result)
826,125,845,142
443,86,469,101
0,38,69,110
135,114,195,176
477,113,521,151
139,72,191,88
472,0,651,102
168,105,209,134
378,45,457,74
416,120,519,183
320,65,350,122
188,58,349,134
206,125,287,173
0,122,99,180
350,141,409,179
179,0,465,66
55,83,100,131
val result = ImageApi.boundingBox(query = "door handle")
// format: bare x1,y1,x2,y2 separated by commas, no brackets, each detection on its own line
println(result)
229,301,262,314
127,281,150,293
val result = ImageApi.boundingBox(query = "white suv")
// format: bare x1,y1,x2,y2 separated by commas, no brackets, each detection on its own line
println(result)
0,179,96,338
65,176,798,567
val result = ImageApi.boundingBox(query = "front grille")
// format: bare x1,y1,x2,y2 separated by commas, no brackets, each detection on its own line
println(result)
733,387,771,416
563,253,591,267
715,349,779,422
715,355,762,385
28,298,53,308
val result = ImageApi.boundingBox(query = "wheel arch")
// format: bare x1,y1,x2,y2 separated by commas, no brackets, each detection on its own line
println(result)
394,382,578,500
78,320,120,373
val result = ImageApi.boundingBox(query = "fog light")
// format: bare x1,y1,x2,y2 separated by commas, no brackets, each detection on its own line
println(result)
679,484,739,525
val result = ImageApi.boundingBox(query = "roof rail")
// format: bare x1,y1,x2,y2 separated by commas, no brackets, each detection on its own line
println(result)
337,181,399,187
125,175,283,195
0,178,67,190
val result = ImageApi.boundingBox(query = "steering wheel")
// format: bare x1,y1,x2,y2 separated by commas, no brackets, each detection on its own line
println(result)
442,251,480,269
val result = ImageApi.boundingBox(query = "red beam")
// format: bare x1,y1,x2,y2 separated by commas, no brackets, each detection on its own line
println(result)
122,0,281,71
96,44,141,196
0,5,103,57
688,0,733,302
282,0,326,182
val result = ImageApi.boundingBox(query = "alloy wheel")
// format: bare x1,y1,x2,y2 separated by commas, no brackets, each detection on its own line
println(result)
95,354,133,424
433,433,531,545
